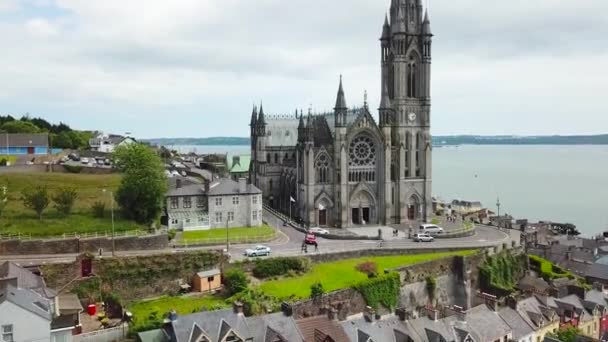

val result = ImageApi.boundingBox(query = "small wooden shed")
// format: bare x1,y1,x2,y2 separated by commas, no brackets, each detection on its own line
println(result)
192,269,221,293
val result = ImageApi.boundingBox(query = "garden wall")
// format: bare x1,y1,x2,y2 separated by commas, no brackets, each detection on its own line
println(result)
286,252,487,319
0,233,168,255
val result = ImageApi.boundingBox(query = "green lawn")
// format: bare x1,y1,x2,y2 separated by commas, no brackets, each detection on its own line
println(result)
260,250,477,300
128,294,229,332
0,173,147,237
181,225,276,244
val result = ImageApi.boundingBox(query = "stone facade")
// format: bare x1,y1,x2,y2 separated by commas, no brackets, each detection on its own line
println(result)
166,177,263,231
250,2,433,228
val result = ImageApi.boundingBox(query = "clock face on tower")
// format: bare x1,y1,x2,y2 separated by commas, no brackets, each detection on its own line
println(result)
408,112,417,122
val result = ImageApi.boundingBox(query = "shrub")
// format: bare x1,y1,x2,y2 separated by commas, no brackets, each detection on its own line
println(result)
52,187,78,216
310,282,324,299
63,164,83,174
231,287,280,316
355,261,378,278
92,201,106,218
224,269,248,295
252,257,310,279
167,229,177,241
22,185,50,220
426,276,437,300
0,159,7,167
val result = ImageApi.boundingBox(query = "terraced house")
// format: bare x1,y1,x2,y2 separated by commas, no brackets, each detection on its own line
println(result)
166,177,263,231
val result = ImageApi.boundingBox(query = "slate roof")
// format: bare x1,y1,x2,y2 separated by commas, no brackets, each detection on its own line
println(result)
518,275,551,293
498,307,535,340
445,305,511,342
0,283,53,321
207,178,261,196
137,329,168,342
587,263,608,281
340,315,418,342
0,133,49,147
296,315,349,342
247,312,304,342
585,289,608,308
167,183,206,197
57,293,83,312
195,269,220,278
166,308,252,342
0,261,56,298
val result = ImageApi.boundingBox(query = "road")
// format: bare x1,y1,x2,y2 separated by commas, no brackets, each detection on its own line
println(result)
0,210,517,266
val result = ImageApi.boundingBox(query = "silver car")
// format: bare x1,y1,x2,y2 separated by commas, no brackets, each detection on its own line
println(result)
413,233,434,242
244,245,271,257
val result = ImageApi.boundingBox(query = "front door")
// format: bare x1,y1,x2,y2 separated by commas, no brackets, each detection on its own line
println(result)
408,206,415,220
27,147,35,154
319,209,327,226
352,208,360,225
362,208,370,224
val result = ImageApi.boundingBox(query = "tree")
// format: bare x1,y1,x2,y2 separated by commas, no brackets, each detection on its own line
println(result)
224,269,248,295
22,185,50,220
548,327,580,342
113,143,167,224
52,131,74,149
91,201,106,218
1,120,40,133
52,187,78,216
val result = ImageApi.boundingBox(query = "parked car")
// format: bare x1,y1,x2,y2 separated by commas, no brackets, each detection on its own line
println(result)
309,227,330,235
81,157,89,164
304,233,317,245
104,159,111,165
68,153,80,161
413,233,434,242
244,245,271,257
419,224,444,235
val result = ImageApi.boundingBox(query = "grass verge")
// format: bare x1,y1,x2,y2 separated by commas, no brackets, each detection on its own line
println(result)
260,250,477,300
128,294,229,333
181,225,275,244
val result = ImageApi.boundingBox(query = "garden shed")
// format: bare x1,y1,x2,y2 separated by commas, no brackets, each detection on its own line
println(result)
192,269,221,293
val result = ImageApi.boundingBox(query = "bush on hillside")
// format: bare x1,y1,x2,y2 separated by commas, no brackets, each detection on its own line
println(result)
355,261,378,278
252,257,311,279
21,185,50,220
92,201,106,218
224,269,248,295
52,187,78,216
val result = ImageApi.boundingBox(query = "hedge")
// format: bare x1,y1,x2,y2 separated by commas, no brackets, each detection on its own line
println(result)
355,272,400,310
252,257,310,279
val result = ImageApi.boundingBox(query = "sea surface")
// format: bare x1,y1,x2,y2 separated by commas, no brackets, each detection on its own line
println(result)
171,144,608,237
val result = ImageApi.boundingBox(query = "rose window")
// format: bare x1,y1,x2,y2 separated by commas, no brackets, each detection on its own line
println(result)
349,136,376,167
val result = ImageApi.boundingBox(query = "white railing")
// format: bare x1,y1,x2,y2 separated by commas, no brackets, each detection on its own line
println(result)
0,232,32,240
0,229,159,241
73,324,127,342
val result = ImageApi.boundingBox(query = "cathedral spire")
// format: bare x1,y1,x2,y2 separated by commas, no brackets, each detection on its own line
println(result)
258,102,266,125
379,83,391,109
250,104,258,126
422,9,432,35
381,13,390,40
335,75,347,109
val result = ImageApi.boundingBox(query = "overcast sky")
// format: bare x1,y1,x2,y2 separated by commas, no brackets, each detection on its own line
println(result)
1,0,607,139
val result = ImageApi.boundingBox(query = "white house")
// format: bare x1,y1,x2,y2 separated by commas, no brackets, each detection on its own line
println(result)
89,132,136,153
0,284,53,342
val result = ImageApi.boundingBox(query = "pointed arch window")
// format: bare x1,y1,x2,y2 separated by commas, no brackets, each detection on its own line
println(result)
316,154,330,184
407,60,417,98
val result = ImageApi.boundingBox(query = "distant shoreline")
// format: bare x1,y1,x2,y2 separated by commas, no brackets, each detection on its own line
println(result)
145,134,608,147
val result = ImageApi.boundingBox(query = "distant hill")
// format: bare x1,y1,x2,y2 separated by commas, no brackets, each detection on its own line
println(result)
145,134,608,146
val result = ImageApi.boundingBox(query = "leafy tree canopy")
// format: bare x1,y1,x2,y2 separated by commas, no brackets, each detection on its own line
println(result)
1,120,40,133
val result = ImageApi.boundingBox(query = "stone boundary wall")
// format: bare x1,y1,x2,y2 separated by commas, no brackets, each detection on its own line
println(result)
305,247,487,264
0,233,168,255
286,251,488,319
289,224,380,241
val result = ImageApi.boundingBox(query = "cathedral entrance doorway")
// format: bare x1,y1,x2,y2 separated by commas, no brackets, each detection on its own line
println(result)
408,195,420,220
319,209,327,226
350,190,375,225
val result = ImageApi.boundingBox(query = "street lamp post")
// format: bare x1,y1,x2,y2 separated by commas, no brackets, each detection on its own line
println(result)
102,189,116,257
496,197,501,219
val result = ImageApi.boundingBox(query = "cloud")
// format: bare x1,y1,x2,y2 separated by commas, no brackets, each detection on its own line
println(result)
0,0,607,138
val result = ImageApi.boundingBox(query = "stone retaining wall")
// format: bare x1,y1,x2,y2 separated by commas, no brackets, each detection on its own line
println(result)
0,233,168,255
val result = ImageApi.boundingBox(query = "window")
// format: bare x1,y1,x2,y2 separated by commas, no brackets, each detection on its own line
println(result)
170,197,178,209
215,198,222,206
269,180,273,192
197,196,206,208
207,276,214,282
171,218,178,225
2,325,13,342
274,153,278,163
185,218,191,224
215,212,223,223
252,195,258,205
183,196,192,208
253,211,258,221
233,196,239,205
198,217,206,223
316,154,330,184
228,212,234,222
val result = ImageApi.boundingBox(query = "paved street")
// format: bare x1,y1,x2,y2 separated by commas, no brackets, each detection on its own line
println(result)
0,209,517,266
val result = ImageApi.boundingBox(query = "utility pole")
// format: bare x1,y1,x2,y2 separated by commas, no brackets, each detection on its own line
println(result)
496,197,501,224
103,189,116,256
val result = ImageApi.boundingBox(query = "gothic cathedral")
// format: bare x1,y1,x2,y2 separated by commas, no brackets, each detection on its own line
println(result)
250,0,433,228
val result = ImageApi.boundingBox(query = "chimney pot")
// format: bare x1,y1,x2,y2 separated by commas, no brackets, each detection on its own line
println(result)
327,308,338,321
233,301,244,315
238,178,247,193
364,306,375,322
176,178,182,189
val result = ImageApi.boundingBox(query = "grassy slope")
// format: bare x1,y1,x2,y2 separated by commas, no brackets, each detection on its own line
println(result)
0,173,145,236
181,225,275,243
128,295,229,332
260,250,477,300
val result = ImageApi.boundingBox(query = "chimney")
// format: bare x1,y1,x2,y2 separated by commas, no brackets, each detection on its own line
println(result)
427,308,439,321
396,308,410,321
168,310,178,322
204,180,210,192
238,178,247,193
233,301,244,315
281,302,293,317
364,306,375,322
506,296,518,311
176,178,182,189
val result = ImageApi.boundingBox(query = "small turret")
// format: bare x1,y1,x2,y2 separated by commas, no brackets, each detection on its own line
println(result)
250,104,258,127
335,75,347,110
381,14,390,41
393,6,406,34
334,75,348,127
256,102,266,136
257,102,266,126
422,9,432,35
379,82,393,127
305,113,314,142
297,112,305,142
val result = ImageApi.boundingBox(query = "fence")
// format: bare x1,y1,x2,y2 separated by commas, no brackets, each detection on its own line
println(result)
73,324,127,342
0,229,158,241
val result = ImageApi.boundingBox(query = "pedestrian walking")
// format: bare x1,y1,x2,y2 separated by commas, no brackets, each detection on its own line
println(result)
314,241,318,252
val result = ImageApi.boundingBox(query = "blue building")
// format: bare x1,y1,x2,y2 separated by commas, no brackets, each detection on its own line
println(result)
0,133,49,155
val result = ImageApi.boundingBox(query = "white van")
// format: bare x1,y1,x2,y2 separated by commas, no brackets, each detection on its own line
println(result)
419,224,444,235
